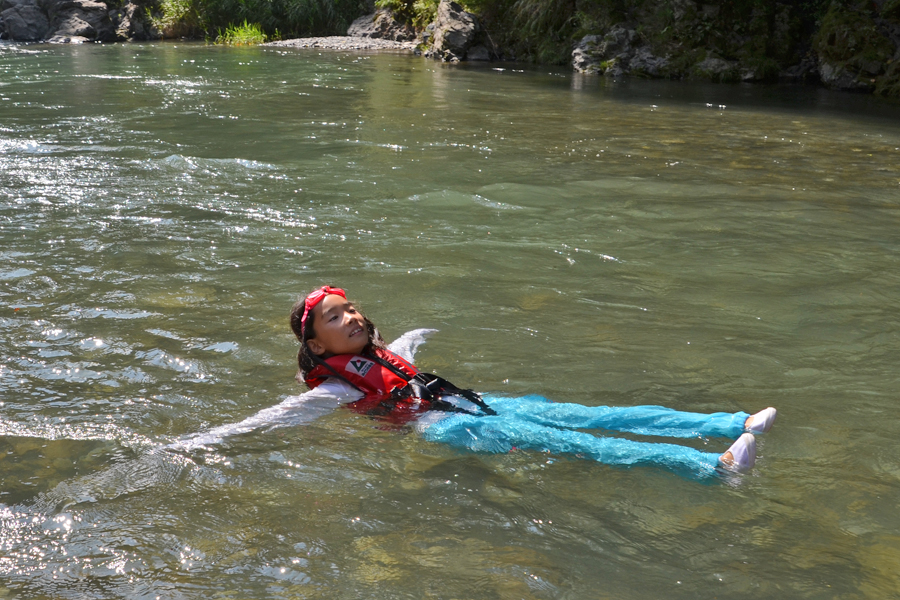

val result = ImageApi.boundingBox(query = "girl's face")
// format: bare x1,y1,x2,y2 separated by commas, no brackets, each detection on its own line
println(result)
306,293,368,357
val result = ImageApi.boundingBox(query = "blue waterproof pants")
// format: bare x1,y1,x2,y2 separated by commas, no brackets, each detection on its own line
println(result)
421,395,750,476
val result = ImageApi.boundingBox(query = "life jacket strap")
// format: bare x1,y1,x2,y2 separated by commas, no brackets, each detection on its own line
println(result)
401,372,497,416
367,351,496,416
311,349,496,418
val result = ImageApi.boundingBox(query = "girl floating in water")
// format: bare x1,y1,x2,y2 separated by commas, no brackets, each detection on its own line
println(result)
286,285,776,477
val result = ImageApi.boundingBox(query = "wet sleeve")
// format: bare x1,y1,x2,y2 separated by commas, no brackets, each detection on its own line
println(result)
387,328,438,363
171,379,363,449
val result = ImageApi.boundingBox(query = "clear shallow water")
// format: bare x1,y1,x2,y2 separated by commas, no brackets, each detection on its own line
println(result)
1,41,900,599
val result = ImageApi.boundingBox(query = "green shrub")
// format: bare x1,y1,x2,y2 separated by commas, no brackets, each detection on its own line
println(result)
216,19,269,44
374,0,408,18
814,2,893,71
884,0,900,22
147,0,367,40
743,56,782,81
203,0,366,37
374,0,438,28
875,60,900,97
464,0,579,63
410,0,439,28
148,0,202,38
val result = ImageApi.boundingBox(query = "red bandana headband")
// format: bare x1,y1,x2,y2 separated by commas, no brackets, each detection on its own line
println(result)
300,286,346,337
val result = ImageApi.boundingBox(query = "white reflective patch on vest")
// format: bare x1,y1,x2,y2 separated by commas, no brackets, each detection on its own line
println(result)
346,357,375,377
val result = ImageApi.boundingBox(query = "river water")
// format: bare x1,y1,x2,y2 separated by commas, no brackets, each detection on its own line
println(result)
1,41,899,599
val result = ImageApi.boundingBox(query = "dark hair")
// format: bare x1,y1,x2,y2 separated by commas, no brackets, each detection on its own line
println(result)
289,289,385,385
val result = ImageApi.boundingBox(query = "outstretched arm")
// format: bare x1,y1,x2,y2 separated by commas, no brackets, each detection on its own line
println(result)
386,328,437,363
170,379,363,450
171,329,437,449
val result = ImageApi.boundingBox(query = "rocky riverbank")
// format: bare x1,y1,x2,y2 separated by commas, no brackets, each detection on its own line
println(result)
4,0,900,97
0,0,147,43
566,2,900,95
265,36,416,51
278,0,900,97
337,3,497,62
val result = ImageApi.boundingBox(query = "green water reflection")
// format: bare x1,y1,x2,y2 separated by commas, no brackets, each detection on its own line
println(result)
1,41,899,598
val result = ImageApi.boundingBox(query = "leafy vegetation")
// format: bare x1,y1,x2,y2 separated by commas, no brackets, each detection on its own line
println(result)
147,0,202,38
462,0,833,66
216,19,270,44
147,0,366,40
374,0,438,28
141,0,900,96
464,0,582,63
814,1,894,70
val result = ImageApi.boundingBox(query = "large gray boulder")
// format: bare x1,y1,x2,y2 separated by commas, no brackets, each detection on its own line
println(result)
1,0,50,40
573,25,667,78
692,56,740,82
0,0,135,43
1,0,35,11
818,61,876,92
42,0,115,42
779,56,818,82
429,0,478,61
572,34,603,73
347,9,415,42
466,44,490,61
628,46,669,77
111,0,149,41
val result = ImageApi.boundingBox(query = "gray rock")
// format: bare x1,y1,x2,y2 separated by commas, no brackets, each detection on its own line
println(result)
1,2,49,40
420,21,434,45
818,61,875,92
856,58,883,76
111,1,147,41
573,26,666,78
572,34,603,73
693,56,739,82
47,32,88,42
603,57,626,78
466,44,490,61
573,25,637,75
54,12,92,36
573,26,633,75
598,25,635,56
700,3,719,18
43,0,115,42
1,0,31,10
780,56,818,82
628,46,668,77
430,0,478,61
741,68,760,81
346,9,415,42
265,35,417,50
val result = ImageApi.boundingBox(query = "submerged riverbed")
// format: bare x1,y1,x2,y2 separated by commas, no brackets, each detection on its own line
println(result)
2,41,900,599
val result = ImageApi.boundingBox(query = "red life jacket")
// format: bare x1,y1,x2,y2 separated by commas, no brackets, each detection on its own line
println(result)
304,347,431,424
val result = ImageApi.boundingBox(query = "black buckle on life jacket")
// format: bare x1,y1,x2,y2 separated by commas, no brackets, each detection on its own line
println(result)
315,350,496,418
405,373,496,416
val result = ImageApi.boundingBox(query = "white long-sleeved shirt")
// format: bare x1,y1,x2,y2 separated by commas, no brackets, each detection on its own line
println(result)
171,329,438,450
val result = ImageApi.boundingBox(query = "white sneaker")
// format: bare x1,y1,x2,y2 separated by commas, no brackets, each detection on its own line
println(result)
746,407,777,434
720,433,756,472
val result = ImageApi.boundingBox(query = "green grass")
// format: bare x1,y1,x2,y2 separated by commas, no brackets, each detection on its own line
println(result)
147,0,367,40
216,20,269,44
148,0,202,38
374,0,438,28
